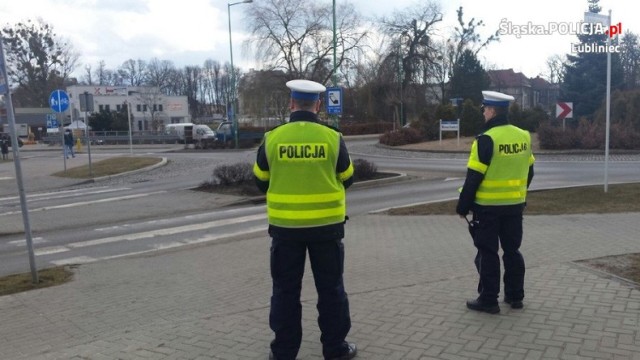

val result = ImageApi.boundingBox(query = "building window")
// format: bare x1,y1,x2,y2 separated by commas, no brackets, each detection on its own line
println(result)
137,104,142,112
159,104,163,111
116,104,122,111
143,104,148,112
105,104,110,112
153,104,157,112
99,105,104,112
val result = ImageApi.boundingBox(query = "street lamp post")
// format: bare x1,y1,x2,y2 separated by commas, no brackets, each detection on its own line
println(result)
228,0,252,149
125,90,140,156
125,99,133,156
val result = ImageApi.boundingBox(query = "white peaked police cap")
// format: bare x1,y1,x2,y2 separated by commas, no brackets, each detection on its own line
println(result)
482,90,515,107
286,79,326,101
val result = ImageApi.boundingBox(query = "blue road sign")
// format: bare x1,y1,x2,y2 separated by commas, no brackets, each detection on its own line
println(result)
46,114,59,130
326,87,342,115
49,90,70,113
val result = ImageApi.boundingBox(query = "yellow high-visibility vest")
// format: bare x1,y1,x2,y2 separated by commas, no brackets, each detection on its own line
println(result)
467,125,535,206
257,121,349,228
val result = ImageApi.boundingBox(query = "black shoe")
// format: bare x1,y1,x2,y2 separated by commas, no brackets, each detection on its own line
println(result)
504,298,524,309
328,342,357,360
466,298,500,314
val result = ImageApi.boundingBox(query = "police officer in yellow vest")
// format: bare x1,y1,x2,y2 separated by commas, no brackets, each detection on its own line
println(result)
456,90,535,314
253,79,357,360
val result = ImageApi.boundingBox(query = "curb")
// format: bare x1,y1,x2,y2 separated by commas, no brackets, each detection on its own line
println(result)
89,157,168,183
215,172,407,207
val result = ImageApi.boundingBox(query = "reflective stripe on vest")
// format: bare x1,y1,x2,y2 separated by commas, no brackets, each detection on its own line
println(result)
264,121,346,227
471,125,534,206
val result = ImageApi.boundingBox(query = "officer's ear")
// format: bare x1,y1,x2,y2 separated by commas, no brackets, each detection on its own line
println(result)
289,98,295,111
315,99,322,113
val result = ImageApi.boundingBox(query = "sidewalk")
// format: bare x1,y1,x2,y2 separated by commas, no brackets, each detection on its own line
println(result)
1,145,640,359
1,213,640,359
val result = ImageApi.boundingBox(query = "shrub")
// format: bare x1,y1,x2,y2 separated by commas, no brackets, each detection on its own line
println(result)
212,162,254,185
352,158,377,181
340,122,394,135
537,121,581,149
611,122,640,149
514,106,548,132
379,127,422,146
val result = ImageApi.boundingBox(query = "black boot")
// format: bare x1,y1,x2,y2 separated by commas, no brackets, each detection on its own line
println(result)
466,298,500,314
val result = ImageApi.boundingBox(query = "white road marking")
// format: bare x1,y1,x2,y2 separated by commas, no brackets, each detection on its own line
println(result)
0,191,166,216
68,213,266,248
51,256,97,266
48,225,267,266
35,246,71,256
8,237,47,246
0,187,127,203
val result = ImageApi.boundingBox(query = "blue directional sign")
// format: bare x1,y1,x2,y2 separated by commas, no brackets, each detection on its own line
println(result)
49,89,70,113
46,113,59,133
326,87,342,115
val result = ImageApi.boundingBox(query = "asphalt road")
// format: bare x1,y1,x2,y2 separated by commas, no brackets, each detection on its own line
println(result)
1,140,639,276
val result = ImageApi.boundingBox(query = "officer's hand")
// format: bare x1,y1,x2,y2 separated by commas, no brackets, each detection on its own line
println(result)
456,206,468,217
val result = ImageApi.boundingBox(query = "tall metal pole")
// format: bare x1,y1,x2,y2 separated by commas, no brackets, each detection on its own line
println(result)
604,9,612,193
228,2,238,149
332,0,337,86
0,37,39,283
126,96,133,156
227,0,252,149
331,0,339,129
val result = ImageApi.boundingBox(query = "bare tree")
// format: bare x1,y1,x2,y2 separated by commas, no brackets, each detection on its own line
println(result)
119,59,147,86
146,58,175,93
430,6,499,103
545,54,566,84
380,1,443,88
91,60,123,85
245,0,367,84
202,59,226,116
83,64,94,85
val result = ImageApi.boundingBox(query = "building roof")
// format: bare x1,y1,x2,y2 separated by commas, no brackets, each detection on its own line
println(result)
530,76,551,90
487,69,531,88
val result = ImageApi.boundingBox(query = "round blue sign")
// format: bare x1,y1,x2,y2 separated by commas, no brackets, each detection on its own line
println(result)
49,90,70,113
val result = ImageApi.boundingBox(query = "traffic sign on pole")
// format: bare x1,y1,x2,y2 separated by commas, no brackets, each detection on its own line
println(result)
49,90,70,113
326,87,342,115
556,102,573,120
46,113,60,133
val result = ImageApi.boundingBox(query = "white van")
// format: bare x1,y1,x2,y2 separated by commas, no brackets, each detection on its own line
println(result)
165,123,217,144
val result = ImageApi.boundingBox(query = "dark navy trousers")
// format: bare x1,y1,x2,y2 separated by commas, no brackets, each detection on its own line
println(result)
269,236,351,360
472,206,526,304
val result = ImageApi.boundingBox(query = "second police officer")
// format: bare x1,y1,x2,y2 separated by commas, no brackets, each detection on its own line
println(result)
456,90,535,314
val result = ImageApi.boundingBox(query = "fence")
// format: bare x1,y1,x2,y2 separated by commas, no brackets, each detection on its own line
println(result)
41,131,180,146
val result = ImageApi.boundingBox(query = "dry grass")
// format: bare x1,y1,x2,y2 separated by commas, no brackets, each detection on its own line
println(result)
0,266,74,296
387,183,640,216
52,157,162,178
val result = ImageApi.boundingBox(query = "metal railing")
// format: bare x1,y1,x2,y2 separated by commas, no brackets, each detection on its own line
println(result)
41,131,181,145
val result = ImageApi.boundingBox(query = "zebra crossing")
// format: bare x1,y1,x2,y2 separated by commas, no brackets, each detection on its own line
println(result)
0,185,269,276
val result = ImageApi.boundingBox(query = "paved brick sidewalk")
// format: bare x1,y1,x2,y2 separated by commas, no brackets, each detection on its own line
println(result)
1,214,639,359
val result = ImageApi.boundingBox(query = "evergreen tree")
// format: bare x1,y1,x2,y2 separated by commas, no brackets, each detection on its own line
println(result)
561,0,623,118
449,49,490,105
1,20,78,107
460,99,484,136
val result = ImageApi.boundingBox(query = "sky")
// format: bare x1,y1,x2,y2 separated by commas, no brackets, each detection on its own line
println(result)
1,0,638,82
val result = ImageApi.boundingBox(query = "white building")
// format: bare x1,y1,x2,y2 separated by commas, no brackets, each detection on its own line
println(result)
66,85,190,132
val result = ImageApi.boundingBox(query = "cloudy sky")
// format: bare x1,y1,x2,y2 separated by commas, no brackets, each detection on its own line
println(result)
1,0,637,81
